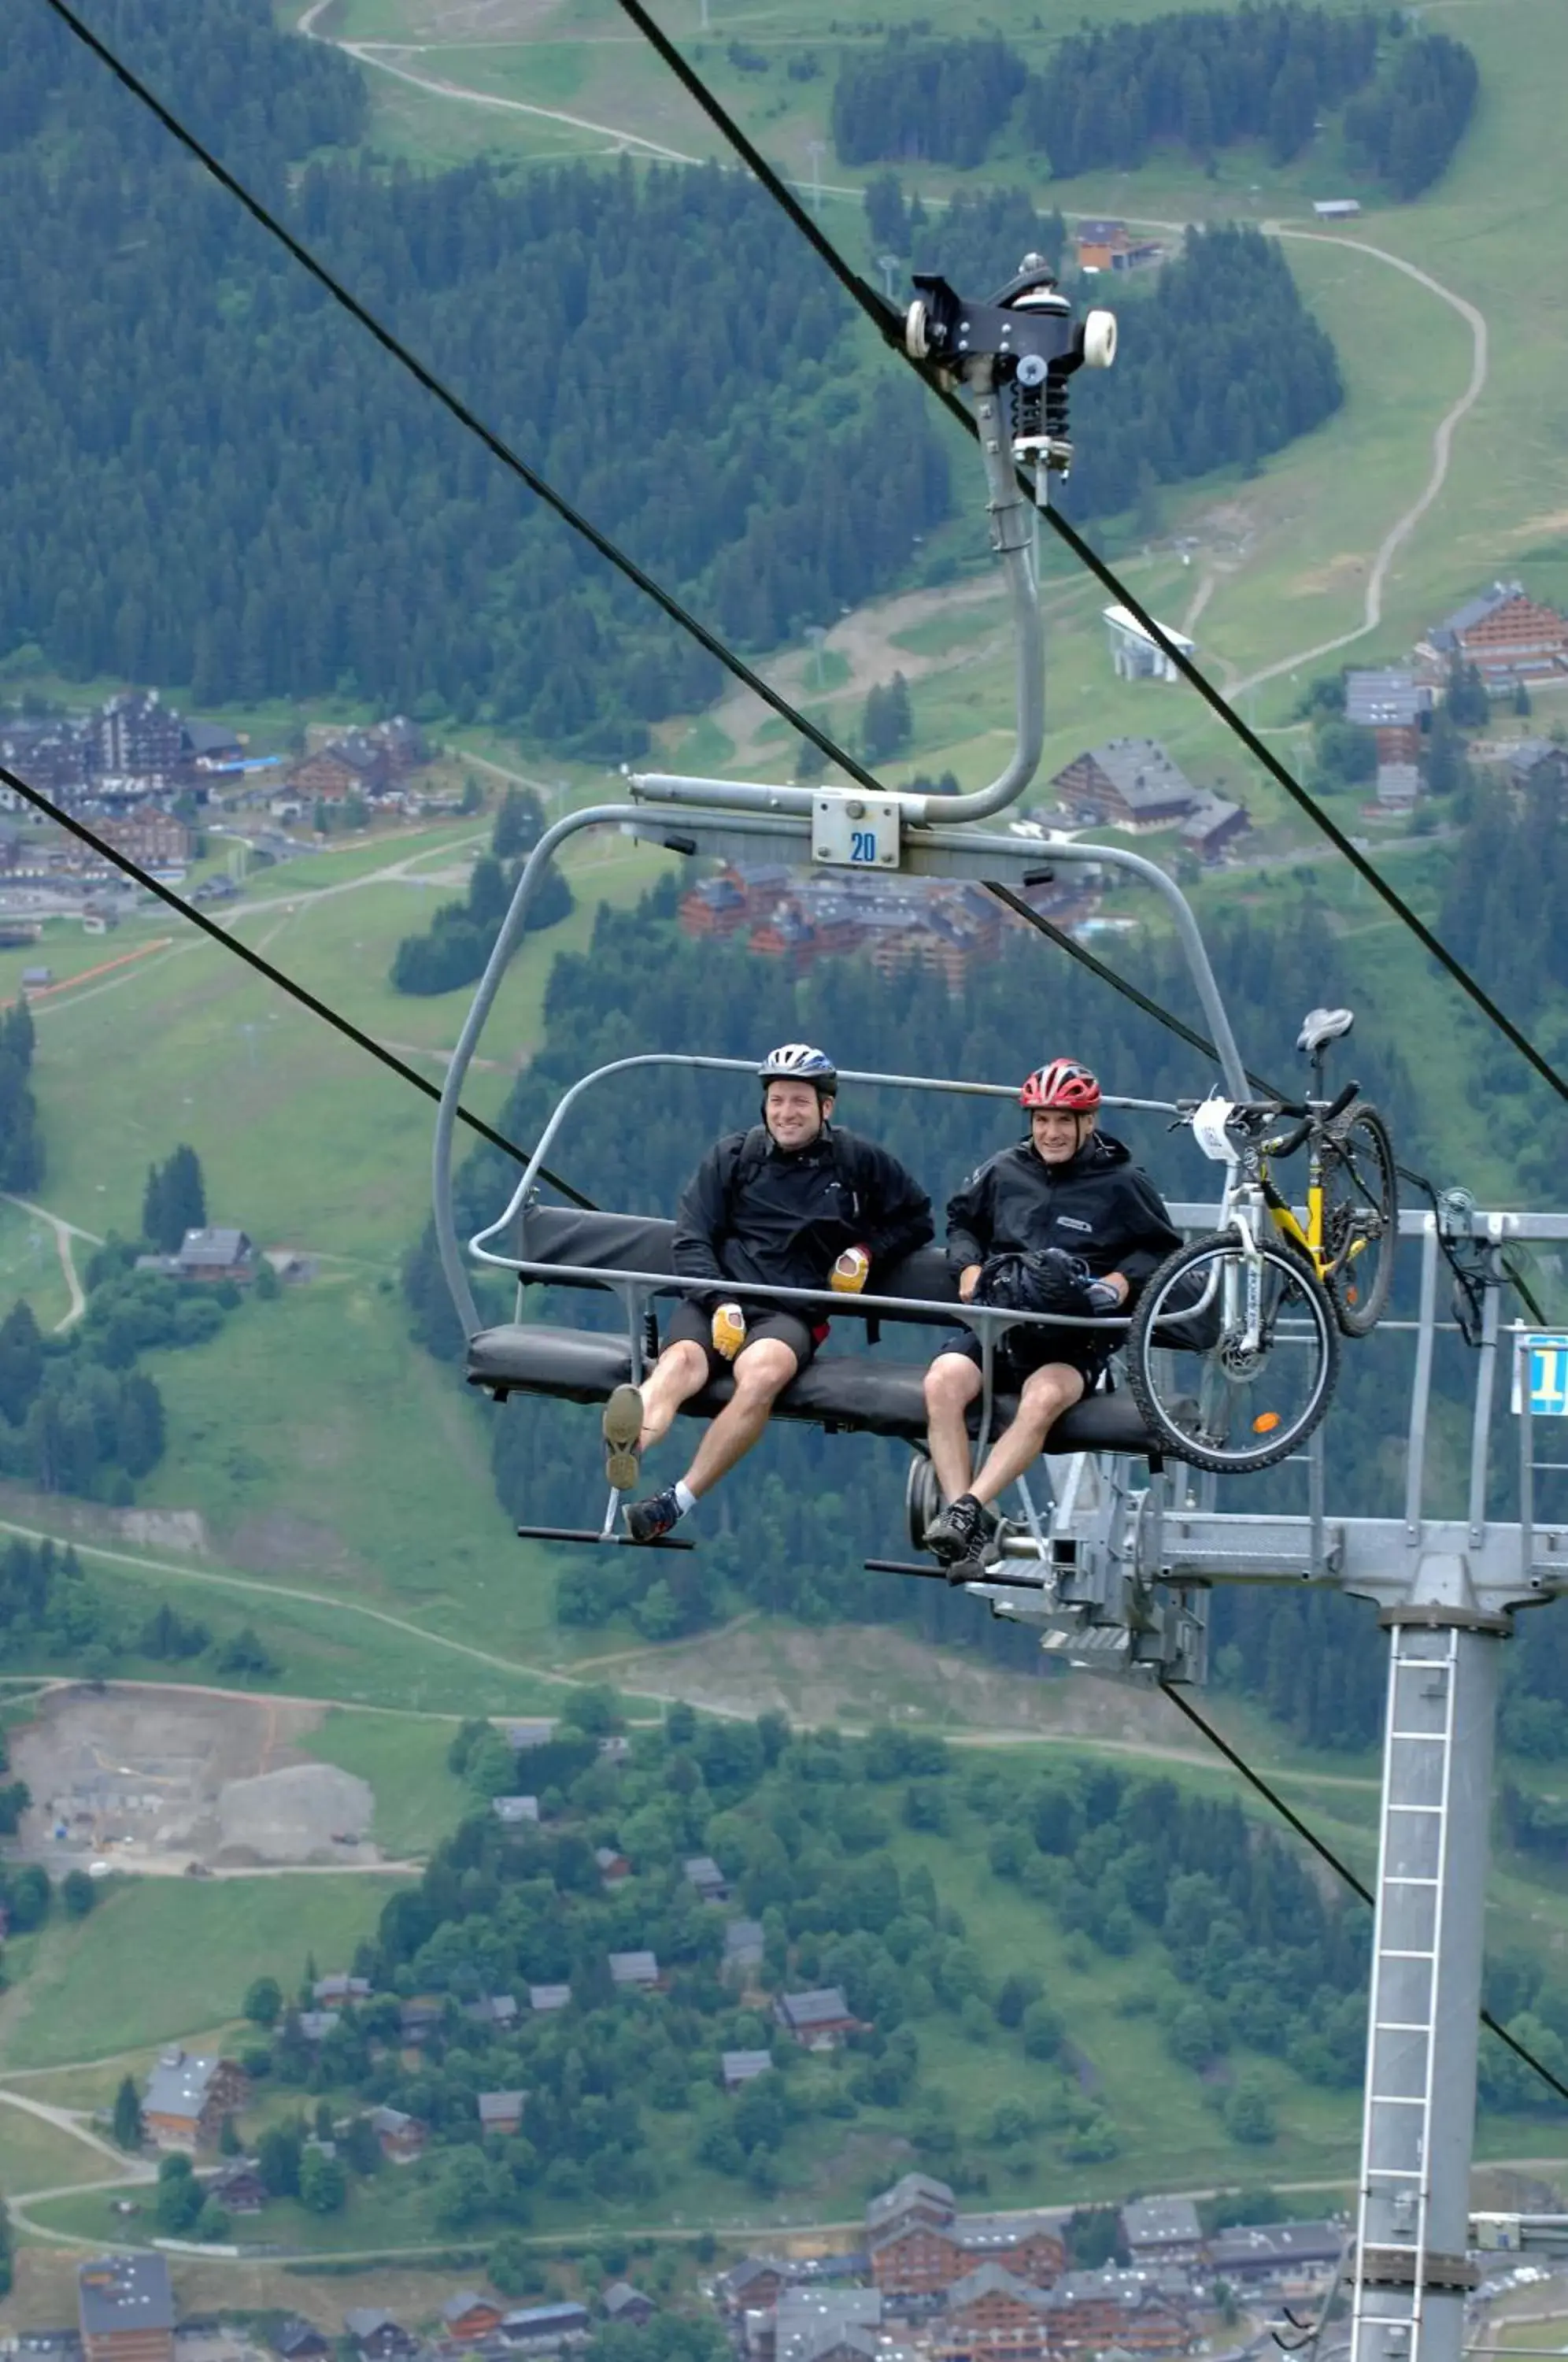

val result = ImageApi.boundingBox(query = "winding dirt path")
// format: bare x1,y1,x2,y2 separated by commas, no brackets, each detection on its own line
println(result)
0,2086,150,2171
298,0,701,161
1228,225,1490,693
1100,213,1488,687
1,1194,102,1331
0,1512,590,1693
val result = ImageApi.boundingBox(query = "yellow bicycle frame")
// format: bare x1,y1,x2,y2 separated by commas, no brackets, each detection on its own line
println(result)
1261,1146,1352,1289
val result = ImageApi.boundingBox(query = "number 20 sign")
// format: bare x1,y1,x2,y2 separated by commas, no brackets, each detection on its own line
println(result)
812,792,901,869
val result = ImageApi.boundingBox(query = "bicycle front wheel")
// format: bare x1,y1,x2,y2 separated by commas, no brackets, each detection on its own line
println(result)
1322,1100,1398,1338
1127,1232,1341,1474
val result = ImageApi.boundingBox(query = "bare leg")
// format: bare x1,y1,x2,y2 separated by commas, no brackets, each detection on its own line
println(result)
968,1362,1085,1507
634,1340,711,1450
681,1337,799,1499
924,1351,984,1505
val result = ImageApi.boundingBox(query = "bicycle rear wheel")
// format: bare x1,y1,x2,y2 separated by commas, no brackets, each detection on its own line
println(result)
1322,1101,1397,1338
1127,1231,1341,1474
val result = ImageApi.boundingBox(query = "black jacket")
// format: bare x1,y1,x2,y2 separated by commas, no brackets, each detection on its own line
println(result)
945,1131,1182,1297
674,1123,933,1312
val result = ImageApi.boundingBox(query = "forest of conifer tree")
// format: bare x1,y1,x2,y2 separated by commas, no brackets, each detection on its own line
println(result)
832,9,1476,200
2,0,1362,757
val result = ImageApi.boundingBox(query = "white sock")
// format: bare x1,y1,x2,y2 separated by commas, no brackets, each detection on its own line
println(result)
672,1480,697,1517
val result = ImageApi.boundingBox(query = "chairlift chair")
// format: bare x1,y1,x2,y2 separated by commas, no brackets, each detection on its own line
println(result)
427,259,1265,1564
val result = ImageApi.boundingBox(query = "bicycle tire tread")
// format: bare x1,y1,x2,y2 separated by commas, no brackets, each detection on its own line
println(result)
1126,1231,1340,1474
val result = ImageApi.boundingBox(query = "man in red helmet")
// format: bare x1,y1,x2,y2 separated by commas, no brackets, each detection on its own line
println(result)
921,1057,1181,1573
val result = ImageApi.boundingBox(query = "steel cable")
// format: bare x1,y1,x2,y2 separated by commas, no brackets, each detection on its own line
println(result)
1160,1681,1568,2107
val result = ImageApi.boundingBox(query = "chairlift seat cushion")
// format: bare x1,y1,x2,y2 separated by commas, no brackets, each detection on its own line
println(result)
465,1322,1163,1456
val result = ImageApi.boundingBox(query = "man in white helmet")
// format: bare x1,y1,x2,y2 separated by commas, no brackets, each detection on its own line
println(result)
608,1044,932,1542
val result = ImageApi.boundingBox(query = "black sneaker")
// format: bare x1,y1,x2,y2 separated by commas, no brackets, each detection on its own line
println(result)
923,1492,997,1575
602,1383,645,1492
625,1487,683,1544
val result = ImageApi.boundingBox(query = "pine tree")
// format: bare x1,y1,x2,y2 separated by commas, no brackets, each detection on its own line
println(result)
1444,655,1489,728
0,1301,43,1427
863,172,910,257
491,786,545,862
143,1146,206,1253
862,674,913,762
113,2075,144,2151
141,1163,165,1252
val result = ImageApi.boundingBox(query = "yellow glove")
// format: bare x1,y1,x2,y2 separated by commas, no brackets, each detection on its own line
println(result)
711,1303,747,1360
830,1245,871,1295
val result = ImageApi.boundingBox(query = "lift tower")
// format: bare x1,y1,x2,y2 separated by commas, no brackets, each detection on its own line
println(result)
954,1213,1568,2362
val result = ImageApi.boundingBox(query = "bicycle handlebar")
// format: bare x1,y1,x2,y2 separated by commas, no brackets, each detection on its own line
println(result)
1176,1095,1308,1120
1263,1080,1359,1161
1267,1113,1313,1159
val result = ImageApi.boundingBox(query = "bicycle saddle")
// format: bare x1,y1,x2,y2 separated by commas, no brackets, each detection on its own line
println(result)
1297,1005,1354,1054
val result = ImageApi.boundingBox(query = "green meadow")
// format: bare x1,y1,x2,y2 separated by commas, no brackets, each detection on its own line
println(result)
0,1875,402,2071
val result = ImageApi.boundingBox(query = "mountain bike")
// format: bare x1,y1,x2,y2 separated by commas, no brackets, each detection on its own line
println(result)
1126,1009,1397,1475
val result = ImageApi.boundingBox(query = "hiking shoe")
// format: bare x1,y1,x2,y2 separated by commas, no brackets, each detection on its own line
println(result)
625,1486,683,1544
602,1383,645,1491
923,1492,998,1575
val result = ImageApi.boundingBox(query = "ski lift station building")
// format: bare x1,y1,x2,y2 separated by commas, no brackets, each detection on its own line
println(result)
1104,603,1195,683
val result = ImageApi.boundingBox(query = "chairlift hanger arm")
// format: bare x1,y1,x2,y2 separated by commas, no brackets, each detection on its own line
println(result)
633,366,1045,829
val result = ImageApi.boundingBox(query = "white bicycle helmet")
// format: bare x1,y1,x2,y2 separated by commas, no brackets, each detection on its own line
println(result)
758,1042,838,1090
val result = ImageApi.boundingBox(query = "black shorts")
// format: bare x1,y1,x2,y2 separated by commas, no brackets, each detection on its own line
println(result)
664,1299,822,1386
937,1320,1111,1389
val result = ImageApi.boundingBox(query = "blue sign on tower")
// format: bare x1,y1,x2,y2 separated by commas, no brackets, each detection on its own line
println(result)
1515,1334,1568,1419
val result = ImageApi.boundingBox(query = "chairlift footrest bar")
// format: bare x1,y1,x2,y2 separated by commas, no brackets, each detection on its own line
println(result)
516,1524,696,1550
864,1557,1049,1590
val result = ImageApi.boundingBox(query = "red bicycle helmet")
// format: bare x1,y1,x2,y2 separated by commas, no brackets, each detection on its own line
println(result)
1020,1057,1101,1112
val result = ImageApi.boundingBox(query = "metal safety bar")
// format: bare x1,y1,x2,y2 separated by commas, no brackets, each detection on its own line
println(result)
481,1255,1129,1338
